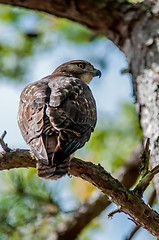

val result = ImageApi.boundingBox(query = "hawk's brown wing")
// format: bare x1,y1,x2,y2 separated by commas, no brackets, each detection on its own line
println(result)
18,78,49,164
18,75,97,166
46,76,97,163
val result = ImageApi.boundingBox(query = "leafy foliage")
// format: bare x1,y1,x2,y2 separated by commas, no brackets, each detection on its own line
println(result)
0,169,62,240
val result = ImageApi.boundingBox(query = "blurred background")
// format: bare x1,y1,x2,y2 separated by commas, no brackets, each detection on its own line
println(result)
0,4,156,240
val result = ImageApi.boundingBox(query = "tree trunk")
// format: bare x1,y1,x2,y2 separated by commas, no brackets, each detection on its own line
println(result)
122,6,159,201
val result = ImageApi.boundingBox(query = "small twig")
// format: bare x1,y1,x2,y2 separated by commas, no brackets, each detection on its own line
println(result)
134,164,159,197
126,188,156,240
133,139,153,197
126,225,140,240
121,68,131,74
139,138,150,178
108,207,121,218
0,131,11,152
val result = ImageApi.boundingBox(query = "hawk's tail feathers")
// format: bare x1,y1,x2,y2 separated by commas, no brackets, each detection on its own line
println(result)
36,157,70,180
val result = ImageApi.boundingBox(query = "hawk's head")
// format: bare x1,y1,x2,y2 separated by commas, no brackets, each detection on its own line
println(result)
52,60,101,84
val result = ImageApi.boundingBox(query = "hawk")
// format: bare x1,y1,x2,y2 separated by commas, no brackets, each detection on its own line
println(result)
18,60,101,180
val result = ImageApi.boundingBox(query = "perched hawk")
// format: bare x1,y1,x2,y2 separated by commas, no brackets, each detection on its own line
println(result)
18,60,101,180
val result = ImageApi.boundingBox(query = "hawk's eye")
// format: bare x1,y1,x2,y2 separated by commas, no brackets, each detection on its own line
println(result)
77,63,85,69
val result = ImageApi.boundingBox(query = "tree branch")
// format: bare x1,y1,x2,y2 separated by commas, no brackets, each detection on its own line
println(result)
126,188,156,240
1,148,159,238
134,165,159,197
49,144,142,240
0,0,149,46
0,131,11,152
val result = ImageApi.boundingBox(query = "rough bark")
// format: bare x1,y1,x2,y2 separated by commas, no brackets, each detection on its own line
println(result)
0,0,148,44
50,144,142,240
1,148,159,238
122,2,159,201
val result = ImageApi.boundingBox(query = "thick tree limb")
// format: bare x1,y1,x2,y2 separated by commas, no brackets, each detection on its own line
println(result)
126,189,156,240
0,148,159,238
49,144,142,240
0,0,148,45
0,149,36,169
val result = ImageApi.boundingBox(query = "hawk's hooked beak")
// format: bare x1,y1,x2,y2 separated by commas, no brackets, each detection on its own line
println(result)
93,69,102,78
